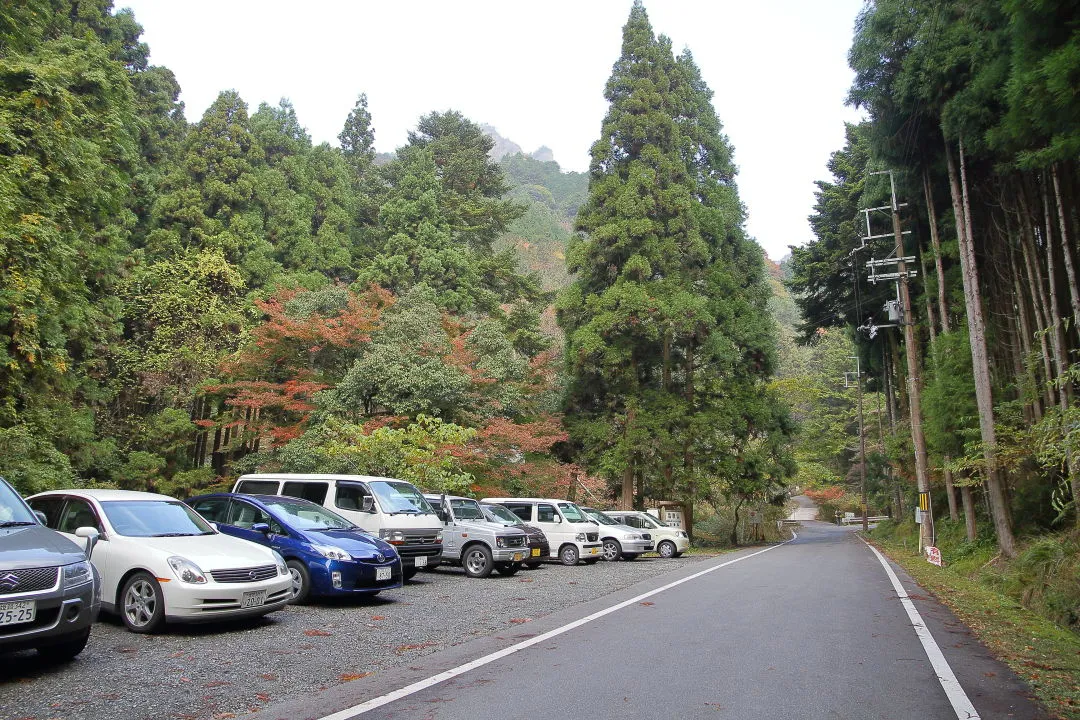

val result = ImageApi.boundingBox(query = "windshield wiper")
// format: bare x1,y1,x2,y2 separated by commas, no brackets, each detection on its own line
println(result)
150,532,195,537
0,520,36,527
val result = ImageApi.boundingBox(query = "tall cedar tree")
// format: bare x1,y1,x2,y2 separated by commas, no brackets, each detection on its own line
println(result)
559,1,790,519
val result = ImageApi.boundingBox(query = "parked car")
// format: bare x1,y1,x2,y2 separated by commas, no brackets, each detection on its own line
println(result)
233,474,442,581
479,503,550,569
0,477,100,660
423,494,528,577
185,493,402,602
579,506,654,561
26,489,292,633
480,498,602,566
604,510,689,558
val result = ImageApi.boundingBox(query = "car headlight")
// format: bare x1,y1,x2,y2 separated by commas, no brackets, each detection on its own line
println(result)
63,560,93,588
435,531,442,543
313,544,351,561
271,549,288,575
575,532,586,542
380,530,406,544
167,556,207,584
628,533,642,540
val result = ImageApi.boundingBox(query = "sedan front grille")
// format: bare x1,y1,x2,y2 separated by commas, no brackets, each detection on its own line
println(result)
0,567,59,596
586,532,599,542
209,565,277,583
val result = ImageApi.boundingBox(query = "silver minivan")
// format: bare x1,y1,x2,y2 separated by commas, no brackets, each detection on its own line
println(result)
424,494,529,577
579,506,653,561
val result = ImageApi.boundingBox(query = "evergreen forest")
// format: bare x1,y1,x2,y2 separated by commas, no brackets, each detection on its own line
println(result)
3,0,1080,634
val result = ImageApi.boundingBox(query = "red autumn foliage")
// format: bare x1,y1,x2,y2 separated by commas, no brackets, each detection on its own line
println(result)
804,486,845,504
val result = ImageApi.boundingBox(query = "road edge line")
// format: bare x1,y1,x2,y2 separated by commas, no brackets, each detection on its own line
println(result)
861,537,980,720
317,535,796,720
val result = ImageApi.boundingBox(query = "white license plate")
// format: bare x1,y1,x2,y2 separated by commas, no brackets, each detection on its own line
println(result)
589,547,599,554
0,600,35,626
414,555,427,568
512,552,524,562
376,567,391,581
241,590,266,608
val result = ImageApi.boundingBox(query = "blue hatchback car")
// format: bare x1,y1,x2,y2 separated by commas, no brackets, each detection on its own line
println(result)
185,493,402,602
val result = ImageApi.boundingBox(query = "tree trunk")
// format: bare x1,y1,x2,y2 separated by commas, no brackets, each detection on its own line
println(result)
923,165,950,332
950,137,1017,558
960,483,977,542
1017,193,1057,409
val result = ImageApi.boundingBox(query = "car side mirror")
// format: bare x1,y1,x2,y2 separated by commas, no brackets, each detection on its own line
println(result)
361,496,375,513
251,522,270,534
34,510,47,525
436,509,449,523
74,526,100,559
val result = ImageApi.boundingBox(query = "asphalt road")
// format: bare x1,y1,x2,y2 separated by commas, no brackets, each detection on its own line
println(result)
262,521,1048,720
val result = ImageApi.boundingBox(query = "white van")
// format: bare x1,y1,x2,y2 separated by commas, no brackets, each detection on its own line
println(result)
480,497,602,566
233,474,443,580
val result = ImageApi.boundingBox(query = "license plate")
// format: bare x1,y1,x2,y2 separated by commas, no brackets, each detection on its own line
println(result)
512,552,524,562
0,600,35,626
589,547,598,555
376,567,391,581
414,555,428,568
241,590,266,608
530,548,541,557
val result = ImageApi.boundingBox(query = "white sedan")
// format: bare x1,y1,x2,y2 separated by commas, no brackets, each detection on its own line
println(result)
26,489,293,633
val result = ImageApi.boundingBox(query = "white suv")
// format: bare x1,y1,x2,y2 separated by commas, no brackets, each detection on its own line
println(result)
604,510,689,558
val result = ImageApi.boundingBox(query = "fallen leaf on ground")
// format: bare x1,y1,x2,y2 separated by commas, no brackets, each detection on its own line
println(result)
340,672,374,682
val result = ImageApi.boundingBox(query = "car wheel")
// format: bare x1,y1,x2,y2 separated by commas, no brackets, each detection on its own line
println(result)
36,629,90,661
672,551,684,558
559,544,579,566
495,562,520,576
121,572,165,633
621,553,639,561
403,566,419,581
601,538,622,561
657,540,677,558
287,560,311,603
463,544,494,578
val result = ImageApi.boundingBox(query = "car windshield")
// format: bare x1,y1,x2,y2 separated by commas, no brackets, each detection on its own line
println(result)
449,498,484,521
557,502,590,522
369,481,434,515
101,500,214,537
0,481,36,526
584,509,619,526
263,498,354,530
482,504,522,525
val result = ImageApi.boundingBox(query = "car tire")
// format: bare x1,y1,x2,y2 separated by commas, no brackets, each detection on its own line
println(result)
495,562,520,576
121,572,165,633
558,544,579,566
403,566,419,581
36,628,90,661
621,553,639,561
672,551,684,558
601,538,622,561
287,560,311,604
657,540,677,558
463,544,494,578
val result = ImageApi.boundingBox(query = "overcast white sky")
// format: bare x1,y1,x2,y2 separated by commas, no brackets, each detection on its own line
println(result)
119,0,865,262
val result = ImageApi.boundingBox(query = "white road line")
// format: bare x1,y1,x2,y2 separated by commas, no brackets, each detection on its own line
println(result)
317,535,796,720
862,538,981,720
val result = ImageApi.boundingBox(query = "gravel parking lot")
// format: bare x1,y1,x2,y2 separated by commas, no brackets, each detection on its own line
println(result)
0,555,706,720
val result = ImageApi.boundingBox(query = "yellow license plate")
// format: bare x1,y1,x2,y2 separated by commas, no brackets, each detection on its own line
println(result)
530,548,541,557
589,547,598,554
513,552,524,562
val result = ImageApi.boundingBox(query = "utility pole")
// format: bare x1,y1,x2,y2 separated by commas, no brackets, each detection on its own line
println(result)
846,355,868,531
863,170,935,553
